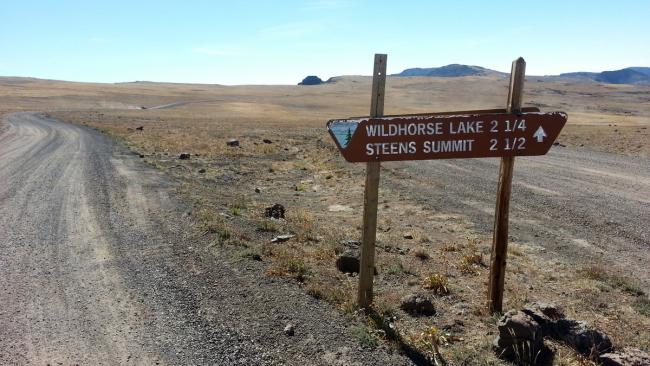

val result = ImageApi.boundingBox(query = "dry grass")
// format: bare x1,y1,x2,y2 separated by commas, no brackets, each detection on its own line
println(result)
421,273,450,295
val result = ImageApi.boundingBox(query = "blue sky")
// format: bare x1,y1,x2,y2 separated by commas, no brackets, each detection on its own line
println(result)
1,0,649,85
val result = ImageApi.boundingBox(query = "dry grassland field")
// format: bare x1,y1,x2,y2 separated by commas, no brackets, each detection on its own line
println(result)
1,75,649,364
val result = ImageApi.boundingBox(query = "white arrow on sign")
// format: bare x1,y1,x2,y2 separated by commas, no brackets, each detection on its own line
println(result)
533,126,547,142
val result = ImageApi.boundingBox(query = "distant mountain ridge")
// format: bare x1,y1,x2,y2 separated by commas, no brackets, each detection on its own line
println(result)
560,67,650,84
393,64,506,78
393,64,650,85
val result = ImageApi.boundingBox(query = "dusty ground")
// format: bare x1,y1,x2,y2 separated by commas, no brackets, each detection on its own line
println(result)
1,75,649,364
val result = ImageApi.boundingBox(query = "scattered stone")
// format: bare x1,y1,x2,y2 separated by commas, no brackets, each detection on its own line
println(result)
263,139,273,144
270,234,294,243
340,240,360,249
179,153,190,160
336,249,360,274
493,310,550,364
265,204,285,219
283,322,295,336
495,303,613,363
555,319,612,356
254,187,261,193
227,139,240,147
403,233,414,240
198,168,206,174
600,348,650,366
139,154,145,158
442,319,465,334
400,294,435,316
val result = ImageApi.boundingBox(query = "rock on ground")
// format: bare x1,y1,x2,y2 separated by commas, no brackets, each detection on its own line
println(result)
400,294,435,316
600,348,650,366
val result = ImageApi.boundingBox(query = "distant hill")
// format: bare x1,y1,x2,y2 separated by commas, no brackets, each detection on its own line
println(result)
629,67,650,76
391,64,650,85
393,64,506,78
560,67,650,84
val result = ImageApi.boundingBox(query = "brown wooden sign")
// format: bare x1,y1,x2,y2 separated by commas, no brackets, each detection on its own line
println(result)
328,110,567,162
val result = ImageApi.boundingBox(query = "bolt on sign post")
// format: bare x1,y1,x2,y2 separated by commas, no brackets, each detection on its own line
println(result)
327,56,567,311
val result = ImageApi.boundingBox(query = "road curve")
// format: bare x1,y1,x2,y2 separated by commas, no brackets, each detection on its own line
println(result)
0,113,412,365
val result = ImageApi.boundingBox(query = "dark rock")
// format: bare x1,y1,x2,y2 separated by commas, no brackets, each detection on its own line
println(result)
442,319,465,334
136,126,144,131
198,168,206,174
336,249,360,274
555,319,612,356
227,139,239,147
254,187,261,193
283,323,295,336
600,348,650,366
400,294,435,316
179,153,190,160
494,310,551,364
298,75,323,85
139,154,145,158
522,302,564,334
403,233,414,240
263,139,273,144
265,204,285,219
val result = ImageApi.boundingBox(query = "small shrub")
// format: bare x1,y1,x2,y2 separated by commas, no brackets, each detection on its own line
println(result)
237,247,262,261
353,325,379,348
266,249,311,282
218,228,231,242
632,297,650,316
459,251,484,275
385,261,416,276
606,276,645,296
258,219,279,232
441,243,458,252
579,264,607,281
305,279,355,312
422,273,450,295
413,327,447,365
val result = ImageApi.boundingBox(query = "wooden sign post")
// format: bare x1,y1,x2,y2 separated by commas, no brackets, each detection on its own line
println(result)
488,58,525,314
327,55,566,312
358,54,386,309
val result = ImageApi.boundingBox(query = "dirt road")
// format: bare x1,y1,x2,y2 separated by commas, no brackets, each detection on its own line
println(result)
0,113,412,365
386,146,650,289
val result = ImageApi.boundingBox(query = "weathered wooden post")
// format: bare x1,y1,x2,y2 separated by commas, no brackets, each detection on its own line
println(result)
358,54,387,309
487,57,526,314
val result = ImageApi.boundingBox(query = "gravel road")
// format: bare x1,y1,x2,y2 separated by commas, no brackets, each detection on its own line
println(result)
385,146,649,289
0,112,413,365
